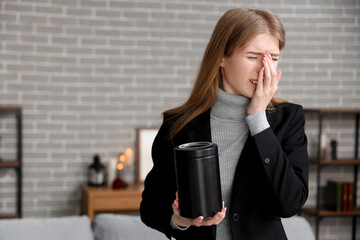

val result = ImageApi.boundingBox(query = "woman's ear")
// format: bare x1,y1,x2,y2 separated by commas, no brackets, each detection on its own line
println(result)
220,57,225,67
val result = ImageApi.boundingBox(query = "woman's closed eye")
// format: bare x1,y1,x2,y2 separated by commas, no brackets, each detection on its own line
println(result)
248,56,278,61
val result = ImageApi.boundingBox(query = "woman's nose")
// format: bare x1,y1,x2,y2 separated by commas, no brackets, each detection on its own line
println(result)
256,58,265,72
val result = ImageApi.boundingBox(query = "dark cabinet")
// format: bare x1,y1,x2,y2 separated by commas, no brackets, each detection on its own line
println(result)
302,108,360,240
0,105,22,219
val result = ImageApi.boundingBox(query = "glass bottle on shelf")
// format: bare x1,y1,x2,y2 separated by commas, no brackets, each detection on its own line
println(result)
88,154,107,186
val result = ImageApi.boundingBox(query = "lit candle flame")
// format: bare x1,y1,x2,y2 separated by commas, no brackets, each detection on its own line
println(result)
124,148,134,165
119,154,126,163
117,162,124,170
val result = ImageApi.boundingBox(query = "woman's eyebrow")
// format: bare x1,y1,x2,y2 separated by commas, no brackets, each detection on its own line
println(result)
246,51,280,57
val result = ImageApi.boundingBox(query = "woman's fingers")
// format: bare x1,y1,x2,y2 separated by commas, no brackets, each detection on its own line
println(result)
274,71,282,89
247,54,281,115
192,216,205,227
194,202,226,226
172,199,226,227
267,54,280,91
263,54,272,89
256,67,264,92
262,53,281,94
172,201,180,216
198,207,226,226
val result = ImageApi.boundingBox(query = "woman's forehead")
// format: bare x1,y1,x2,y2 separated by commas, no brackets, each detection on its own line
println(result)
241,33,280,55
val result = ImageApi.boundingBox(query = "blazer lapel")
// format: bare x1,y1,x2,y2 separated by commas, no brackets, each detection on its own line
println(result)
182,109,217,239
186,109,212,143
231,110,275,207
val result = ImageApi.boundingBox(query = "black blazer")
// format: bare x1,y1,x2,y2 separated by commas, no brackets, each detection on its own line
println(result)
140,102,309,240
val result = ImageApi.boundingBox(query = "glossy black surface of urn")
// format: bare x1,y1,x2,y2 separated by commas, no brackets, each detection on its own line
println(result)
174,142,222,218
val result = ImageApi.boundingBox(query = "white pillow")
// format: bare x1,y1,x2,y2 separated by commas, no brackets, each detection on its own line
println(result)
0,215,94,240
94,214,167,240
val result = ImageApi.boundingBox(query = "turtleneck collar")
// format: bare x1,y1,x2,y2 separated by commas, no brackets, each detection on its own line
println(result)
210,88,250,121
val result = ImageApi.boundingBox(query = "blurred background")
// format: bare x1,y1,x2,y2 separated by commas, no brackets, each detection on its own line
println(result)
0,0,359,239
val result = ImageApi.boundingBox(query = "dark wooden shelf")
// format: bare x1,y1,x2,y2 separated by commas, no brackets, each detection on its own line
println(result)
302,207,360,217
0,105,22,115
309,158,360,165
0,214,20,219
0,161,21,168
304,108,360,114
303,108,360,239
0,105,22,110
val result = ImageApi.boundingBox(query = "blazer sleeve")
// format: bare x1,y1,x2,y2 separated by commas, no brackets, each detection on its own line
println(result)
252,104,309,217
139,118,177,239
140,116,198,239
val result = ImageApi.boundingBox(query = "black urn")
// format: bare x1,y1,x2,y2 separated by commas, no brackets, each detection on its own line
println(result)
174,142,222,218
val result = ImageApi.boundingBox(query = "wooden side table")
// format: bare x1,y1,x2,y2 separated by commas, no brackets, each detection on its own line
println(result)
81,183,143,221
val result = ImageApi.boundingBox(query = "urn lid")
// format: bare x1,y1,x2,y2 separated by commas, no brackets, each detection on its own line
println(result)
174,142,218,159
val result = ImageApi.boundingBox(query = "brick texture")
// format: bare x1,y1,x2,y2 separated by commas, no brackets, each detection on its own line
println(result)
0,0,359,238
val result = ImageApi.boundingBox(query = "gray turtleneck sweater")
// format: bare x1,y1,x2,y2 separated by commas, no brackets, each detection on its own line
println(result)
170,89,270,239
211,88,269,239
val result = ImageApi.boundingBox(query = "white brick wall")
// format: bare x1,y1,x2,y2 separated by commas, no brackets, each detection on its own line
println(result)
0,0,359,238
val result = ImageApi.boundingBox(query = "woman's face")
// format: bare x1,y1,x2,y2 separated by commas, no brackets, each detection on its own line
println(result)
220,33,280,98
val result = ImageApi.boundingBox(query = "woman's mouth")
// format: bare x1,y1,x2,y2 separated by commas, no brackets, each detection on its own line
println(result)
250,79,258,85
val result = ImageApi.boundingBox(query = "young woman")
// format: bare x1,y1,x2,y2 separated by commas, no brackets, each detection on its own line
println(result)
140,8,309,240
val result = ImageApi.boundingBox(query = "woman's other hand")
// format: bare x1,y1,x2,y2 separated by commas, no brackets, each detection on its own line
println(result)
247,53,282,115
172,200,226,228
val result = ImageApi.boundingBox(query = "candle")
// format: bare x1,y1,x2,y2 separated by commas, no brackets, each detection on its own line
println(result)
107,157,117,186
124,148,134,166
116,153,126,179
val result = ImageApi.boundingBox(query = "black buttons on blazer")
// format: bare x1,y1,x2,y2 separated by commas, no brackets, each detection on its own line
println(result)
264,158,270,164
232,213,240,222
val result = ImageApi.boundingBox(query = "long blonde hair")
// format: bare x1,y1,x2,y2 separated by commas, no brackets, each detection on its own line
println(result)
164,8,286,139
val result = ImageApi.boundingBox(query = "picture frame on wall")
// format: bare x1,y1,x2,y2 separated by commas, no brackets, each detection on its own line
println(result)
136,127,159,183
